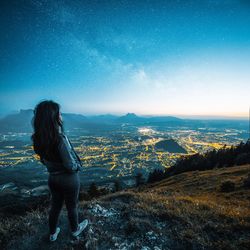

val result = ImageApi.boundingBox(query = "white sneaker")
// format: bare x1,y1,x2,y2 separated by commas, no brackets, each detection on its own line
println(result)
71,219,89,237
49,227,60,242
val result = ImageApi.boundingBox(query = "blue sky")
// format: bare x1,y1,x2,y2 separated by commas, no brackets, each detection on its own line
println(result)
0,0,250,118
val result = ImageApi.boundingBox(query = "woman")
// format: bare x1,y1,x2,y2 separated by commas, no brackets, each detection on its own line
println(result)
31,100,88,242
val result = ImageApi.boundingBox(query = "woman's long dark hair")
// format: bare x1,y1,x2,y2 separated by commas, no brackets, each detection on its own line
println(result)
31,100,64,161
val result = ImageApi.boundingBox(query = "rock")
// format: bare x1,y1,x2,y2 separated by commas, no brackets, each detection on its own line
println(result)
30,185,49,196
117,241,135,250
89,203,117,217
154,247,162,250
146,231,158,241
141,247,151,250
0,182,17,191
20,188,31,197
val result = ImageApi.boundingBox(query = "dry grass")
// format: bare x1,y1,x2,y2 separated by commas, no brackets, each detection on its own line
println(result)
98,164,250,249
0,209,47,247
1,165,250,249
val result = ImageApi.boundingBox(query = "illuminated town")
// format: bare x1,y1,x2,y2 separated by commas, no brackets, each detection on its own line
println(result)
0,124,247,182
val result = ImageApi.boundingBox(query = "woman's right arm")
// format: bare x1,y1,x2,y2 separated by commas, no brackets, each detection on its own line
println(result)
58,134,80,173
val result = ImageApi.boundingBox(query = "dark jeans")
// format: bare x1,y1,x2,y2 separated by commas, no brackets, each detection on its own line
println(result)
48,172,80,234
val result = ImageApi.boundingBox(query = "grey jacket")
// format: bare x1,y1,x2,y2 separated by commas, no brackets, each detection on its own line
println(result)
41,133,82,175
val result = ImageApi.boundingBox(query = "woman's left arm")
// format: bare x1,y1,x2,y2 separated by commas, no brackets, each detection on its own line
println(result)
58,134,81,172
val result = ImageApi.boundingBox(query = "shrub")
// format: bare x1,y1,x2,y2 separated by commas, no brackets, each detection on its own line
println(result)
220,181,235,192
79,191,90,201
114,180,122,192
243,174,250,189
135,172,145,187
147,169,165,183
88,182,100,198
98,187,110,196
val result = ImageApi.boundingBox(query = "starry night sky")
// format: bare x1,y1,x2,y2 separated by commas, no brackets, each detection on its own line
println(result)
0,0,250,118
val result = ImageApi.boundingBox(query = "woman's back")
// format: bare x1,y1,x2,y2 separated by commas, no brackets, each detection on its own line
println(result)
41,132,82,175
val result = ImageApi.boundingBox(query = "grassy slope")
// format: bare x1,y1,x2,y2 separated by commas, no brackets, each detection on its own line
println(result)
1,165,250,250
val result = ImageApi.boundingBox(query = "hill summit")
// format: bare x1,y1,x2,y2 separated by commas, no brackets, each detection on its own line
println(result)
1,164,249,249
155,139,187,153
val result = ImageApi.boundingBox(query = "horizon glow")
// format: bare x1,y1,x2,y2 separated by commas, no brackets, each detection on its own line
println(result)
0,0,250,118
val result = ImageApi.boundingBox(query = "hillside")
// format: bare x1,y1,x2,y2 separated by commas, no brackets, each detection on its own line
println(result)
1,164,249,250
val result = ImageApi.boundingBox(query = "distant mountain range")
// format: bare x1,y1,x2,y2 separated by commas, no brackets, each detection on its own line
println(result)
0,109,248,135
117,113,182,123
0,109,183,133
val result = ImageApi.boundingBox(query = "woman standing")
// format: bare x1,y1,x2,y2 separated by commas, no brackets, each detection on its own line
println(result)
31,100,88,242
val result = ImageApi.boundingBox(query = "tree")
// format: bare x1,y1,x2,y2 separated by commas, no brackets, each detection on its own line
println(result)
165,140,250,178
